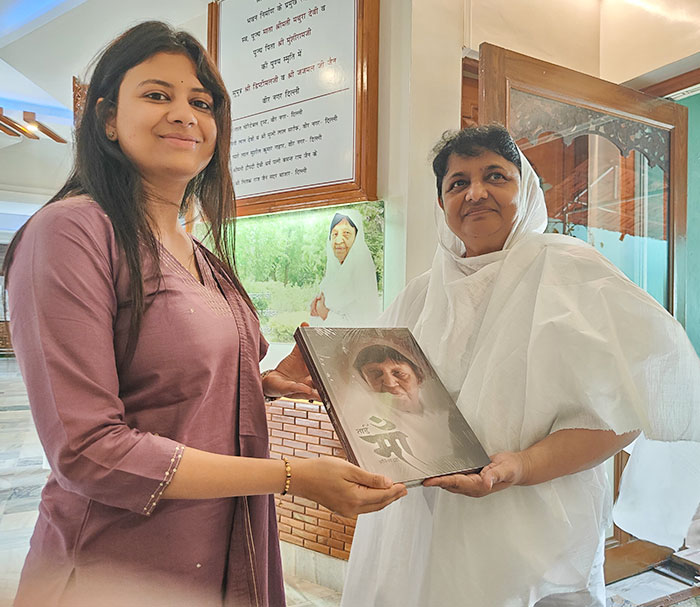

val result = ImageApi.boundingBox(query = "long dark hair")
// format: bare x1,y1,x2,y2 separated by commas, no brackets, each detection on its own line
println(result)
4,21,254,362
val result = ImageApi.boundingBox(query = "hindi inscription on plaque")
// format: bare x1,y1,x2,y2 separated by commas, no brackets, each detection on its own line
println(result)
216,0,377,213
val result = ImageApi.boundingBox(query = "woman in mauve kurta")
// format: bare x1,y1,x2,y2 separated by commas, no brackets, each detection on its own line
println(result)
6,21,405,607
11,196,274,605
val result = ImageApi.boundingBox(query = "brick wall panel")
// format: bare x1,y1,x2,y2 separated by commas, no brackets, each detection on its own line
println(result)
266,399,358,561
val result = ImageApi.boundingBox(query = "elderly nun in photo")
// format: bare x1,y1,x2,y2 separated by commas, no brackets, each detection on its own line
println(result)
341,125,700,607
310,208,381,326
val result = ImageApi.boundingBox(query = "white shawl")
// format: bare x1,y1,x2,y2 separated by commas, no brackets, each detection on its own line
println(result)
316,208,381,326
342,152,700,606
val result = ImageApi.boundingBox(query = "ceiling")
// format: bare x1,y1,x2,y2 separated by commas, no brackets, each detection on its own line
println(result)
0,0,209,209
0,1,208,149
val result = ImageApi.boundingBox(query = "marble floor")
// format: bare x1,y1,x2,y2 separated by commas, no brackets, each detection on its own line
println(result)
0,356,698,607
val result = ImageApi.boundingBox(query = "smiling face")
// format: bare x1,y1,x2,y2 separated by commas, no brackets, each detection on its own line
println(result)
439,150,520,257
360,358,423,413
330,218,357,264
106,52,217,195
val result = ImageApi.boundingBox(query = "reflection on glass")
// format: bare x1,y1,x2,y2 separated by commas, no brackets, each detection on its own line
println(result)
509,88,670,309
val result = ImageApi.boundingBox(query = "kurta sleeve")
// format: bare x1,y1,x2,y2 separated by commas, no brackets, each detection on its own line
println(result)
9,200,184,515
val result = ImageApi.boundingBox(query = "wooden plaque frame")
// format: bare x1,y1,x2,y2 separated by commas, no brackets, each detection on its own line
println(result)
208,0,379,217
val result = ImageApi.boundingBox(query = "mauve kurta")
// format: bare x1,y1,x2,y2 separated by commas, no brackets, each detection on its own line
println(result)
9,197,284,607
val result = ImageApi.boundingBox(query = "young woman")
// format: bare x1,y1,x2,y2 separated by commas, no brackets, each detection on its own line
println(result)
5,22,405,607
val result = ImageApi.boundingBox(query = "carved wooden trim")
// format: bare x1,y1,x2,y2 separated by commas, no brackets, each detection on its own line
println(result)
72,76,88,127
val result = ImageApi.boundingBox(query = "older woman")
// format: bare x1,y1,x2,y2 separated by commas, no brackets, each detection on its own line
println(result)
310,209,381,325
341,126,700,606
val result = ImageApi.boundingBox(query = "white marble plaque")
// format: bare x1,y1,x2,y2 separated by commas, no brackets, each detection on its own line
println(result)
219,0,357,198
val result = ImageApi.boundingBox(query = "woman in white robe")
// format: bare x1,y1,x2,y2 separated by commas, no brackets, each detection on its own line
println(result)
310,208,381,326
341,126,700,607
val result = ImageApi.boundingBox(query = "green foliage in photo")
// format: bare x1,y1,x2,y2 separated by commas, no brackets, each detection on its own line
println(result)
195,201,385,342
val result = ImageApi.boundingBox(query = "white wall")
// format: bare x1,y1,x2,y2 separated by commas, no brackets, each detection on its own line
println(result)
600,0,700,84
464,0,601,77
378,0,464,296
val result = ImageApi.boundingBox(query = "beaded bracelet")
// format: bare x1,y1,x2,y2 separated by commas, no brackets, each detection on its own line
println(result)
281,456,292,495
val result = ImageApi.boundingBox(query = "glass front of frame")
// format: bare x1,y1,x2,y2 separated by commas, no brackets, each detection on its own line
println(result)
197,200,384,345
510,88,670,309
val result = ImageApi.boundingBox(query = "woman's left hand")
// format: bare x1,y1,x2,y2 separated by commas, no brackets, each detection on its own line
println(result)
316,293,329,321
422,451,530,497
263,341,320,402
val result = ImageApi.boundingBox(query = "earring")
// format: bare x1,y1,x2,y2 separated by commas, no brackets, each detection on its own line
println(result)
107,130,116,141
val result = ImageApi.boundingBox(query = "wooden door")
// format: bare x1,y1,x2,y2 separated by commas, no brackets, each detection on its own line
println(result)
477,43,689,582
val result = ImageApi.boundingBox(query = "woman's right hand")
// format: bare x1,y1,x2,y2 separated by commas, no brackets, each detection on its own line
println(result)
290,456,407,517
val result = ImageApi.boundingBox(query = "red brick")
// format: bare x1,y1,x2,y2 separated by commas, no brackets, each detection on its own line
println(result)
291,528,317,542
292,512,318,525
281,409,307,418
279,531,303,547
330,548,350,560
282,439,307,450
327,537,345,550
268,436,282,446
294,402,322,412
312,525,331,537
278,523,291,534
284,501,305,514
276,507,294,520
332,514,357,526
271,414,293,424
320,421,334,431
303,540,331,555
267,406,283,416
307,427,334,439
293,449,318,458
317,519,344,532
283,423,303,433
270,429,294,440
308,412,330,422
331,531,354,544
292,496,318,508
280,515,305,530
320,438,343,449
312,508,332,521
267,420,283,430
308,444,333,455
296,433,320,445
276,445,294,456
295,418,320,428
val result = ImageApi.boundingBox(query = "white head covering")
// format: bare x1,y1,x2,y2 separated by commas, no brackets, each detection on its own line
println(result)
316,208,381,326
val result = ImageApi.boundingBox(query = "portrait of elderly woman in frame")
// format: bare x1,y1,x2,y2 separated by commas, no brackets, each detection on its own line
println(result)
310,208,381,326
341,125,700,607
353,344,426,414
